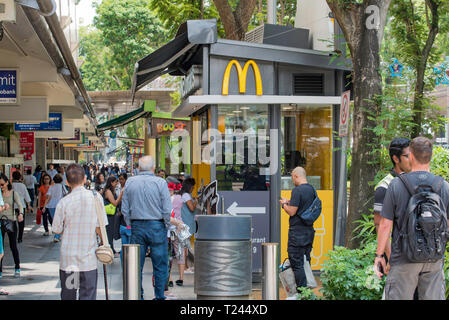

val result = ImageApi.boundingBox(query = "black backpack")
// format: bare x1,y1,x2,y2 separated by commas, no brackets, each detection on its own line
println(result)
398,174,449,263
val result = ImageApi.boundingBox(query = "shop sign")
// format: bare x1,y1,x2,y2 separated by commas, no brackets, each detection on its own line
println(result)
181,65,202,99
198,180,219,214
151,118,190,137
48,128,81,141
15,113,62,131
0,69,19,104
19,132,34,161
222,60,263,96
339,91,350,137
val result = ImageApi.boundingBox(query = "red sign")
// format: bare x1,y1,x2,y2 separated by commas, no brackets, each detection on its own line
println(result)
339,91,351,137
19,132,34,161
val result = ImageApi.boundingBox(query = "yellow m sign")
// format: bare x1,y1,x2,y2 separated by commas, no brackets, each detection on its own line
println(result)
222,60,263,96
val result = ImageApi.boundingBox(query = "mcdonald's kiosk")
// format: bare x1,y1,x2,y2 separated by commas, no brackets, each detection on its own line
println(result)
132,20,351,273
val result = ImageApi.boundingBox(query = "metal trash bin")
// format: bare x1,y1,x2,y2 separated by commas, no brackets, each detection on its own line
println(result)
194,214,252,298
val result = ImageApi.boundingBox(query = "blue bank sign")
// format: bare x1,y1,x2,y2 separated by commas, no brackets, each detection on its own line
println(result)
15,113,62,131
0,69,19,104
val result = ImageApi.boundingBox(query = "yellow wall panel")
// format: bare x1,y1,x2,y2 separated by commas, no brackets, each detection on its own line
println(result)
280,190,333,270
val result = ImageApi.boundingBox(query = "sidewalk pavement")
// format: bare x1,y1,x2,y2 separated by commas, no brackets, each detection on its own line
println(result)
0,211,265,300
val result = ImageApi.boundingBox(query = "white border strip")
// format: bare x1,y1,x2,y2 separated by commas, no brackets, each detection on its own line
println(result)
174,95,341,117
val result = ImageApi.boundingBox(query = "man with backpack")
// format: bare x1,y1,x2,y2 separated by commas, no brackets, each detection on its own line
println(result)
374,137,449,300
280,166,321,291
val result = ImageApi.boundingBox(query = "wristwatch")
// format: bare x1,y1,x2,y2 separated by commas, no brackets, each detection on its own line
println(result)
281,203,285,209
374,253,384,258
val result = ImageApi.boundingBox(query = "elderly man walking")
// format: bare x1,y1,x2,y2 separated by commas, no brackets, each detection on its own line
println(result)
121,156,172,300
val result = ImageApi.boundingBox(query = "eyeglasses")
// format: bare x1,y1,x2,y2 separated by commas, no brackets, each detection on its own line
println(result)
0,184,5,187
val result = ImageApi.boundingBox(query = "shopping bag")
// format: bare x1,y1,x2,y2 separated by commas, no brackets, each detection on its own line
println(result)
36,208,42,225
304,256,317,289
279,259,297,297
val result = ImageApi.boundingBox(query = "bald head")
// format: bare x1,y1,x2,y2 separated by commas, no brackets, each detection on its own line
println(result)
139,156,155,172
291,166,307,186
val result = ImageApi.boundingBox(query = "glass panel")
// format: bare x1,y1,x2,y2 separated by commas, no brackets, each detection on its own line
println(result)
216,105,270,191
281,104,333,190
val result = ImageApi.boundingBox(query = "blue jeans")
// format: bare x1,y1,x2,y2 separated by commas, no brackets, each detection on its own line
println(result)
130,220,168,300
119,225,132,266
48,208,61,240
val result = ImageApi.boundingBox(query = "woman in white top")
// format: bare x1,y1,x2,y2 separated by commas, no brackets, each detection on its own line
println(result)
12,171,31,243
44,174,67,243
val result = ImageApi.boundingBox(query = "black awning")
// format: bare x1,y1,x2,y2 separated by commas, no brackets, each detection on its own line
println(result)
131,19,217,101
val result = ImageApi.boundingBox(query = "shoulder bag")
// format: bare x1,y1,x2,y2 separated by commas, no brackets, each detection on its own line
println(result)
92,190,114,265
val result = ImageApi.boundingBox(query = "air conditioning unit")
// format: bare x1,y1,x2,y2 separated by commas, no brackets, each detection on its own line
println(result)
0,0,16,23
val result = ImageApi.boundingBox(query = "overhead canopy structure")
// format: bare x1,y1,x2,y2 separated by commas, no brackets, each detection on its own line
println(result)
96,105,151,132
131,19,218,101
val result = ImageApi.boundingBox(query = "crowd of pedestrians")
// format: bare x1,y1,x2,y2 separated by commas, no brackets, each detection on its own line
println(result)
0,159,194,300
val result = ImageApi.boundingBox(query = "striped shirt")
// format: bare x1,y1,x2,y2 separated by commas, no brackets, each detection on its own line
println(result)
52,186,108,272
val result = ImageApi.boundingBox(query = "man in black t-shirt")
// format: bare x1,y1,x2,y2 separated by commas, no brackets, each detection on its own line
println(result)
280,166,316,290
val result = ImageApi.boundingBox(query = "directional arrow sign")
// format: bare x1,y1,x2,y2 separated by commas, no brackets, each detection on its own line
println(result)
227,201,266,215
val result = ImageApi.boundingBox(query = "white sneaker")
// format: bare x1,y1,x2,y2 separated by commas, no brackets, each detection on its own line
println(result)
184,268,194,274
43,232,49,236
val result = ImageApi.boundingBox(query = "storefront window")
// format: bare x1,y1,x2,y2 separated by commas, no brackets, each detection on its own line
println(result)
216,105,270,191
281,104,333,190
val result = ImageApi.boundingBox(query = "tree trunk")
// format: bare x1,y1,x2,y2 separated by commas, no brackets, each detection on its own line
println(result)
410,0,440,138
326,0,392,249
213,0,258,40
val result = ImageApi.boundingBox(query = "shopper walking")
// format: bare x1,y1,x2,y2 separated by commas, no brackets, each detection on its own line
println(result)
38,174,52,236
375,137,449,300
11,171,32,243
121,156,172,300
0,174,24,278
180,178,197,274
52,164,108,300
95,173,106,195
117,173,130,265
169,182,187,286
47,164,58,180
102,176,123,257
24,169,37,208
280,166,317,291
0,201,9,295
44,174,67,242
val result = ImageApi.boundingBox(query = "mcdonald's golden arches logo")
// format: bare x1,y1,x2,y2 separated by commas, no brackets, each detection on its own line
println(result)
222,60,263,96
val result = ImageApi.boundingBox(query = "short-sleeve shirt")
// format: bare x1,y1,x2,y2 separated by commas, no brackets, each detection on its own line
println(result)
52,186,108,272
289,183,316,229
182,193,192,204
46,183,67,209
381,171,449,266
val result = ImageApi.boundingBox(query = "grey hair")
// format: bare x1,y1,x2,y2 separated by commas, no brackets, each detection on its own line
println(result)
139,156,155,172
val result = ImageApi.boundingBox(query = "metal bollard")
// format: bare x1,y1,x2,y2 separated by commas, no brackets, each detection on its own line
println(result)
122,244,141,300
262,243,279,300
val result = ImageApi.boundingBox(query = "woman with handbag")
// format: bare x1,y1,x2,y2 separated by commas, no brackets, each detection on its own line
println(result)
0,173,24,278
102,176,123,257
38,174,52,236
44,174,67,243
180,178,197,274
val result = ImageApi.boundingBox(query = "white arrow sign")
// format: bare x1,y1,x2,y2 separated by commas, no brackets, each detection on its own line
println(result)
226,202,266,215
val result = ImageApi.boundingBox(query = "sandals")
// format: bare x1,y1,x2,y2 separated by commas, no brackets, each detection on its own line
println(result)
14,269,20,278
0,289,8,295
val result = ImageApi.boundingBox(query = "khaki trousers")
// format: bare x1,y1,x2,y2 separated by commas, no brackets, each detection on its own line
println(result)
384,259,445,300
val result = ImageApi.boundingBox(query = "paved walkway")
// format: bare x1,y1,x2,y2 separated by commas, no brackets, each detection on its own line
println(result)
0,211,267,300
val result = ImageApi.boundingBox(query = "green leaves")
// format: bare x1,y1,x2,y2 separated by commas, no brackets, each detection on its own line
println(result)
320,241,385,300
80,0,169,91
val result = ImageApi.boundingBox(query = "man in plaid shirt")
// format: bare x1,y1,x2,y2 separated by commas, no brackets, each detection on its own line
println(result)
52,164,108,300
